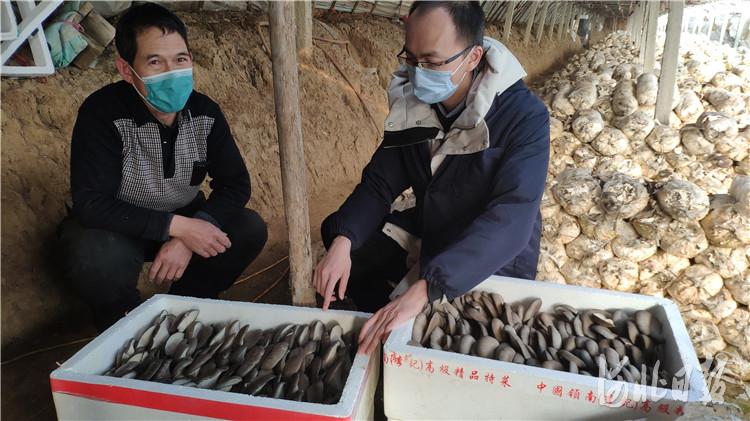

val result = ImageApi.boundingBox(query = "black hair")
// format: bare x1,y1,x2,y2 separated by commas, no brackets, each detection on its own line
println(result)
408,1,485,47
115,2,189,64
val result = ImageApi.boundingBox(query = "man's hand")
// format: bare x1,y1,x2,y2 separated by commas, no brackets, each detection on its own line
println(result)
169,215,231,258
314,236,352,310
150,238,193,284
357,279,429,355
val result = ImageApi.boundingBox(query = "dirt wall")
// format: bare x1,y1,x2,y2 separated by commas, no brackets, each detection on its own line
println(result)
1,10,593,347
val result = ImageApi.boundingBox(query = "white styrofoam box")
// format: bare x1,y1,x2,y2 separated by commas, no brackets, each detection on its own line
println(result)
384,276,709,420
50,294,379,421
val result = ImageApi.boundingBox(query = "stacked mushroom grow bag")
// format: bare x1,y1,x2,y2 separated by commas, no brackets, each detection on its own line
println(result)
533,31,750,394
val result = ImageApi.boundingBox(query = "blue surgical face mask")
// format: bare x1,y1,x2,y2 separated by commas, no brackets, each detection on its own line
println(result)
407,53,470,104
130,65,193,113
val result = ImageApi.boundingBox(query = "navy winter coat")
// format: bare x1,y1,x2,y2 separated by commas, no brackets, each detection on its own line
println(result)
323,38,550,300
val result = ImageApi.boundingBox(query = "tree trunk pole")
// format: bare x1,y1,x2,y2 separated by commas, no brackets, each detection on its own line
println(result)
269,1,316,306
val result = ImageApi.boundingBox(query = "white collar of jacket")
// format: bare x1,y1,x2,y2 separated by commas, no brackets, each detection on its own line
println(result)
383,37,527,155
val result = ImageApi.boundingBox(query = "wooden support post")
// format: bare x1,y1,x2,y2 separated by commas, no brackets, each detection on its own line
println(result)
571,8,579,36
626,10,631,34
295,0,312,59
630,4,636,38
735,12,748,48
489,1,504,23
503,0,516,41
642,0,659,72
636,2,646,47
637,2,645,39
549,10,562,41
484,1,498,23
629,4,636,36
638,2,649,61
535,1,548,44
268,1,316,307
548,4,559,39
523,1,539,46
566,7,576,40
719,14,729,44
707,14,715,38
640,4,647,37
656,0,683,125
558,4,569,40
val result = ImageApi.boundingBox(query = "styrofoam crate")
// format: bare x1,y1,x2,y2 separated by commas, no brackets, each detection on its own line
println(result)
384,276,709,420
50,294,379,420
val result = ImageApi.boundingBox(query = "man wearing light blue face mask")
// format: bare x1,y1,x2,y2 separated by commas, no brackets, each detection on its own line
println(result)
316,1,550,355
56,3,267,331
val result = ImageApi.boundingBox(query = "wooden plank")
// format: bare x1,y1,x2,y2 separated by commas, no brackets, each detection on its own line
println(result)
574,7,582,33
490,1,507,23
631,3,642,39
557,3,568,40
683,12,690,33
523,1,539,46
482,0,497,23
503,1,516,40
656,0,683,125
485,0,501,24
626,5,632,35
568,6,574,36
268,1,317,307
515,1,531,25
735,12,748,48
642,0,659,72
568,5,577,39
719,14,729,44
548,3,559,39
638,2,649,60
295,0,312,59
558,3,569,39
535,1,548,44
635,2,645,47
519,1,535,25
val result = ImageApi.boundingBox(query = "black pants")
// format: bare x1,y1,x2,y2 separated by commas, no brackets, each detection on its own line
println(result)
57,208,267,331
321,216,408,313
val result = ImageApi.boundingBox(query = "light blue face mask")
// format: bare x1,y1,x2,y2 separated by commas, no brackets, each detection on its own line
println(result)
407,53,470,104
130,66,193,113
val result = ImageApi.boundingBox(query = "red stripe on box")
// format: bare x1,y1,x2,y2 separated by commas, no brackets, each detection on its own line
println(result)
50,378,350,421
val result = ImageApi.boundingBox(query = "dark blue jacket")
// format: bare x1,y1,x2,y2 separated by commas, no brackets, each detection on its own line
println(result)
323,38,550,300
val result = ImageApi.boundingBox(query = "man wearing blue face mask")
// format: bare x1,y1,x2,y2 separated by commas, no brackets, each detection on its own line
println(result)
315,1,550,354
56,3,267,331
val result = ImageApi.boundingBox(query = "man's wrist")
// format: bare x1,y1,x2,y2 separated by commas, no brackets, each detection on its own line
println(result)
332,235,352,250
169,215,188,238
414,279,428,295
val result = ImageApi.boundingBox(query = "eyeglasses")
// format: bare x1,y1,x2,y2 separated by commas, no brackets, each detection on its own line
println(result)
397,45,474,69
